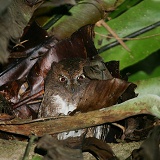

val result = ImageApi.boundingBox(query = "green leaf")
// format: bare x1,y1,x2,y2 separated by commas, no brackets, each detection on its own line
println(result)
100,27,160,70
94,0,160,69
135,77,160,96
128,71,150,82
31,155,43,160
129,66,160,82
108,0,143,19
47,0,121,39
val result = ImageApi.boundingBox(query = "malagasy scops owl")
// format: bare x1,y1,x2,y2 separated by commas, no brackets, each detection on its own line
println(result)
38,58,102,140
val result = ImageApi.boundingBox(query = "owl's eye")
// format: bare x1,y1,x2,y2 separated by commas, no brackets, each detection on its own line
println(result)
77,74,85,80
59,76,67,82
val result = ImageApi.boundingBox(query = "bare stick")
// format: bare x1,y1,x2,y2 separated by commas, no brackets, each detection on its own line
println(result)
98,20,130,52
0,94,160,137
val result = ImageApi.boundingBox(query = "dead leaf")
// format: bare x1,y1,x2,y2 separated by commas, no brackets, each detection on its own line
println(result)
74,78,135,113
83,137,118,160
35,134,83,160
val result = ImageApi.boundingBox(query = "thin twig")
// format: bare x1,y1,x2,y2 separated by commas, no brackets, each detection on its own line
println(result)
22,135,38,160
112,122,125,133
95,32,160,41
0,95,160,136
98,20,130,52
13,90,44,109
13,40,28,48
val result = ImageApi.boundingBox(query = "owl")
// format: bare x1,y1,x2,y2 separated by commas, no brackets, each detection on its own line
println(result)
38,58,93,139
38,57,91,117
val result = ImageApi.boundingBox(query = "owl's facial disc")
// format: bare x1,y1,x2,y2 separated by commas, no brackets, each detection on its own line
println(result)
58,73,86,93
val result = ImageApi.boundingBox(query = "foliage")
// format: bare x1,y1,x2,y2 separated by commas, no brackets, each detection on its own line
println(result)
33,0,160,82
94,0,160,81
0,0,160,159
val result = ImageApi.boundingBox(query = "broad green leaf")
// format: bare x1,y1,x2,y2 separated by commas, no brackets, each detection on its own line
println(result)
48,0,121,39
129,71,150,82
114,94,160,118
99,27,160,70
108,0,143,19
129,66,160,82
135,77,160,96
94,0,160,69
95,0,160,47
116,77,160,118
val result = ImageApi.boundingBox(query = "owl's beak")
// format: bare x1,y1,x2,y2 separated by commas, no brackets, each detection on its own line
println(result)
66,80,78,93
69,84,76,93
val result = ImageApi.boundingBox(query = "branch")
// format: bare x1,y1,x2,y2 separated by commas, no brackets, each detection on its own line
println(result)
98,20,130,52
0,94,160,136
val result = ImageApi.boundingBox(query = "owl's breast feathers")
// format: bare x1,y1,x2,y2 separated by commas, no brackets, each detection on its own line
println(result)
50,94,77,115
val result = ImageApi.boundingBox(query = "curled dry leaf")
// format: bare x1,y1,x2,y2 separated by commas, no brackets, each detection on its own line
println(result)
0,93,14,120
0,79,26,103
0,24,98,119
83,55,112,80
130,125,160,160
28,24,96,96
35,134,83,160
73,78,136,113
83,137,118,160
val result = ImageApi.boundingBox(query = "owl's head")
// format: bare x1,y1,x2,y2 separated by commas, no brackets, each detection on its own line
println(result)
45,58,91,94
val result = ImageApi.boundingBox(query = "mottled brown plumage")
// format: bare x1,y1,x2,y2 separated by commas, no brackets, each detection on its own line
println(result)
38,58,94,140
38,57,112,140
38,58,91,118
